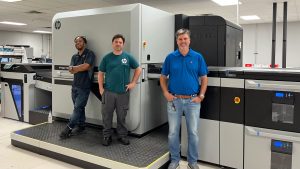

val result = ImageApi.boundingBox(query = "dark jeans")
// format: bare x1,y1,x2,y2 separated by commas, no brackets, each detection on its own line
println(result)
67,86,90,129
101,90,129,138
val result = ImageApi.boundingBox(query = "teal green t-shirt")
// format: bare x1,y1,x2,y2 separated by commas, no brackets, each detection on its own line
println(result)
98,52,139,93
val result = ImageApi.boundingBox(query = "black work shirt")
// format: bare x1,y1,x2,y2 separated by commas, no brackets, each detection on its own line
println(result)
70,48,95,89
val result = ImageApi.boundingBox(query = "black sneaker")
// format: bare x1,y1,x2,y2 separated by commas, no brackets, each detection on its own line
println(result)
118,137,130,145
72,126,85,135
102,136,112,146
59,127,72,139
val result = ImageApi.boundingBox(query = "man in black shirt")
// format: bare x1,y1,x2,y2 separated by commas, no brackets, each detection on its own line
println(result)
60,36,95,139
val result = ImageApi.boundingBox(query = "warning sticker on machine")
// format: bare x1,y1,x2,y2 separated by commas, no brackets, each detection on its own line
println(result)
234,97,241,104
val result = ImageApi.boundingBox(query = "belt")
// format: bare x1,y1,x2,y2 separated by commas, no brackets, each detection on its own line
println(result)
174,94,197,99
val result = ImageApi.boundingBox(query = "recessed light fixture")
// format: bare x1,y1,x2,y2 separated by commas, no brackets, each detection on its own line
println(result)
0,21,26,26
211,0,241,6
240,15,260,20
33,30,52,34
0,0,22,2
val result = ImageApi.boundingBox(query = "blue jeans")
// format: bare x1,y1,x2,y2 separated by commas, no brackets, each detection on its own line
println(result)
167,97,200,164
67,87,90,129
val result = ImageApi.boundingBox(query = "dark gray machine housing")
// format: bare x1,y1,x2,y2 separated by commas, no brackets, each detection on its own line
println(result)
175,14,243,67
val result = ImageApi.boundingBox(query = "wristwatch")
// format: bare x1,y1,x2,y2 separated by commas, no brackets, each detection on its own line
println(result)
199,94,205,100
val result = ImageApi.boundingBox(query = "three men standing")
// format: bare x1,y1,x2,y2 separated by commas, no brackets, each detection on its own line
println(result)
59,30,207,169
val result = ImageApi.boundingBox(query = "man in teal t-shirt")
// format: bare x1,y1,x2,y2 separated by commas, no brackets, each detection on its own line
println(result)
98,34,141,146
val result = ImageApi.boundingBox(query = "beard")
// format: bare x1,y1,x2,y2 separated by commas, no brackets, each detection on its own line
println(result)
76,45,84,51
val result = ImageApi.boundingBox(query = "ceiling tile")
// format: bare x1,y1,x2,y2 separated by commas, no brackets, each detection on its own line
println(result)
0,0,299,33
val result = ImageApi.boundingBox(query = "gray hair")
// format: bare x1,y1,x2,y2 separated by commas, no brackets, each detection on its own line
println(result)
175,28,191,39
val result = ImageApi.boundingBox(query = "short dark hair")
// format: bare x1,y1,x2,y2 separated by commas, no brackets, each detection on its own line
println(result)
112,34,125,43
74,36,87,44
175,28,191,39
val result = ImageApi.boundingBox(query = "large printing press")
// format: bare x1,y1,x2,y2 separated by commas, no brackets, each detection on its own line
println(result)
4,3,300,169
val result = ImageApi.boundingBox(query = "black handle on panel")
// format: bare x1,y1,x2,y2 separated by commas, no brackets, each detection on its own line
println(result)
237,51,241,60
147,54,150,61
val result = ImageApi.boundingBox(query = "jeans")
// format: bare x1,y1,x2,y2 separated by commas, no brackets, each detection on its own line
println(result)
67,86,90,129
167,97,200,164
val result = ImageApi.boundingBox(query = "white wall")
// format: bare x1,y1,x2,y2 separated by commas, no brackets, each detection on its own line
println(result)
0,30,51,58
242,21,300,68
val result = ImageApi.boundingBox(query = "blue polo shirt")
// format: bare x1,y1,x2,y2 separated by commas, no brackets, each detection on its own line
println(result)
161,49,208,95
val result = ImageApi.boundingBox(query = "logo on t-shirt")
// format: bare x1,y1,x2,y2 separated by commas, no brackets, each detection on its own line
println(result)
121,58,127,64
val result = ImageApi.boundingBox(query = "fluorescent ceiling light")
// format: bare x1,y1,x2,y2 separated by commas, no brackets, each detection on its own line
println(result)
211,0,241,6
33,30,52,34
0,0,22,2
240,15,260,20
0,21,26,26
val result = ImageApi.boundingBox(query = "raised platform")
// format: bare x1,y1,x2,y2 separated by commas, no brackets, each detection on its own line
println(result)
11,121,170,169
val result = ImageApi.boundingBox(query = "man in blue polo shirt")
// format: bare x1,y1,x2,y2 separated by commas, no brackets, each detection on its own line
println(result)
60,36,95,139
160,29,208,169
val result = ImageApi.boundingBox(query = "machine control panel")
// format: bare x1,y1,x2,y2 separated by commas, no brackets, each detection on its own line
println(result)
271,140,293,155
271,139,293,169
272,91,295,124
272,91,294,104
